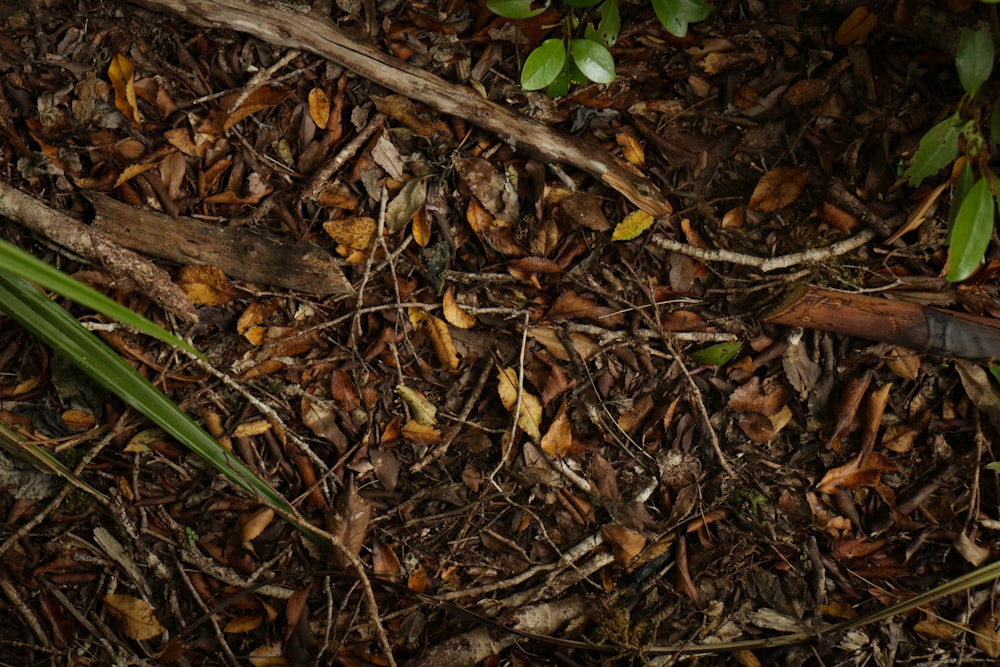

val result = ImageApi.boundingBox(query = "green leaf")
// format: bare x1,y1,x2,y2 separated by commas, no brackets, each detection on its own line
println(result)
690,341,742,366
487,0,547,18
652,0,713,38
946,177,994,282
990,364,1000,384
585,0,620,46
0,272,319,543
0,238,202,359
903,115,964,186
521,39,567,90
571,38,615,84
948,161,975,241
956,29,994,97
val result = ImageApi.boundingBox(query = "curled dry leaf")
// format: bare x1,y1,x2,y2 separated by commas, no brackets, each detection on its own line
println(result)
443,286,476,329
616,131,645,168
103,594,165,640
240,507,275,550
372,541,402,578
107,54,141,128
748,166,808,212
496,366,543,440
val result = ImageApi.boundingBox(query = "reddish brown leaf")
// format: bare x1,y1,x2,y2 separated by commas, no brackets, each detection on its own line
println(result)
816,451,898,494
326,478,371,568
600,524,647,566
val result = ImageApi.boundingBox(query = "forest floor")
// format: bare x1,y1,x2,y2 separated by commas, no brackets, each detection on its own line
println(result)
2,0,1000,665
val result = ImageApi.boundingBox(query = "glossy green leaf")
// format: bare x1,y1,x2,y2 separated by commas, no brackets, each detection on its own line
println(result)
947,161,975,242
946,177,994,282
903,114,964,186
0,272,318,542
690,341,742,366
571,38,615,83
0,238,203,359
585,0,620,46
521,39,567,90
956,29,994,97
487,0,547,18
652,0,713,38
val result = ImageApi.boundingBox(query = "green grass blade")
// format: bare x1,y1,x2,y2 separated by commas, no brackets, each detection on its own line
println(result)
0,272,311,534
0,238,203,359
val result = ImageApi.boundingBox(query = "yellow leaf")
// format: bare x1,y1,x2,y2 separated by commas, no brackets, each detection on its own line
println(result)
442,286,476,329
616,132,645,167
323,217,376,251
107,54,141,128
401,420,441,445
540,400,572,458
224,615,264,634
412,205,431,247
612,210,655,241
308,87,331,128
496,366,543,440
176,265,235,306
425,315,459,371
103,594,165,640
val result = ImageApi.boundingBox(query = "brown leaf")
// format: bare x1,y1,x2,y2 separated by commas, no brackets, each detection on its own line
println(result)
401,420,441,445
372,541,402,578
442,286,476,329
240,508,275,550
453,155,519,223
858,382,892,461
974,606,1000,658
224,615,264,634
326,478,371,568
425,315,460,371
956,360,1000,435
219,86,293,132
600,524,647,566
728,376,793,416
557,192,610,231
324,216,377,252
301,393,348,451
885,346,920,381
371,94,452,139
103,594,165,640
176,265,236,306
835,7,877,46
827,370,873,445
816,451,898,494
547,290,625,327
540,400,572,459
748,166,808,212
738,405,793,442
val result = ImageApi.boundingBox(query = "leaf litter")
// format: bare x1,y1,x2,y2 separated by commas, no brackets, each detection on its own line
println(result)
1,0,1000,665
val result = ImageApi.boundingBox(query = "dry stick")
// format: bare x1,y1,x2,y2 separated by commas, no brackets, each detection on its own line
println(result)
131,0,670,216
0,180,199,323
663,335,735,477
650,229,875,272
302,114,385,202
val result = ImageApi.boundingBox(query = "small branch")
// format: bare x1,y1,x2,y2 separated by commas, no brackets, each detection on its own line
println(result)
650,229,875,272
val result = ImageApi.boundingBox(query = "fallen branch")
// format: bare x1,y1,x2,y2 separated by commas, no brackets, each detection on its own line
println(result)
130,0,670,217
651,229,875,272
764,285,1000,360
0,180,199,322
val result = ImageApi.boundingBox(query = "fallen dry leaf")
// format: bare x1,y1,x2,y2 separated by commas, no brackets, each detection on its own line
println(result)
443,286,476,329
176,264,236,306
748,166,808,212
308,87,331,128
103,594,165,640
496,366,543,440
540,399,572,459
397,384,437,425
816,451,898,494
107,54,141,128
612,209,655,241
240,507,275,550
326,477,371,568
600,524,647,566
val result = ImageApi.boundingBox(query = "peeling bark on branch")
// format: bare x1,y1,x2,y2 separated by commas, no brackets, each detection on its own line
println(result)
130,0,671,217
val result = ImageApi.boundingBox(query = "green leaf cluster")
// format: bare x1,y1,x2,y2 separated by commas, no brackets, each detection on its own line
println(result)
903,28,998,282
488,0,711,95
